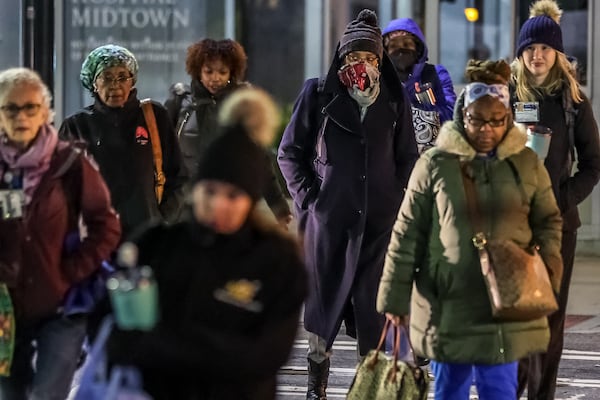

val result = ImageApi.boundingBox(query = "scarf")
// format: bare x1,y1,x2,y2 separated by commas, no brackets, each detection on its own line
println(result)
0,124,59,205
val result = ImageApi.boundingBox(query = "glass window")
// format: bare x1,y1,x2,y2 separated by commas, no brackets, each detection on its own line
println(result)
61,1,224,117
0,1,22,70
440,0,513,84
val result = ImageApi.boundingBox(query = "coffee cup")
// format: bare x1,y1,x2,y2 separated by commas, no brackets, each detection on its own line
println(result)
526,125,552,161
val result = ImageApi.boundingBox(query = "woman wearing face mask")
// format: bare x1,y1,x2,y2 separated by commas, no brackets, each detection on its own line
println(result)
105,89,307,400
164,38,293,229
378,59,563,399
511,1,600,398
278,9,418,399
383,18,457,153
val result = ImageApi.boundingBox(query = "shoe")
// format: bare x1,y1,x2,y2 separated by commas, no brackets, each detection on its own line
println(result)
306,358,329,400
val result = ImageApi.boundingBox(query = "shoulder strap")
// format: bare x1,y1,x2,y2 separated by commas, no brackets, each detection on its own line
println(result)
562,89,577,169
52,146,84,228
460,162,485,239
140,99,166,204
313,77,330,160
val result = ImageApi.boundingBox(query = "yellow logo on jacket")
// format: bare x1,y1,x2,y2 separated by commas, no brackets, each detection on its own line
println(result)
214,279,263,312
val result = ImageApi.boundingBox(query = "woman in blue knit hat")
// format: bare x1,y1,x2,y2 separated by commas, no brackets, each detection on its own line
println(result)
511,1,600,398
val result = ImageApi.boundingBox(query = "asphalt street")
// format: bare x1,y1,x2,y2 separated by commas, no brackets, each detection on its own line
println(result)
277,255,600,399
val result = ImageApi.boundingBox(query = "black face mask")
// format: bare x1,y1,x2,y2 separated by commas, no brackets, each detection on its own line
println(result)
389,49,418,72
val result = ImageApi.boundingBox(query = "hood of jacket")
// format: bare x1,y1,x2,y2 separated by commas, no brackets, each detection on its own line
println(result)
435,120,528,161
382,18,428,64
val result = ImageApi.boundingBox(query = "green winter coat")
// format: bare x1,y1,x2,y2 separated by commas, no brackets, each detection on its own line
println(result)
377,121,563,365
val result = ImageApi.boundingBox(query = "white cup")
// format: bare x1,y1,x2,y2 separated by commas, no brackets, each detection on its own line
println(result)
526,125,553,161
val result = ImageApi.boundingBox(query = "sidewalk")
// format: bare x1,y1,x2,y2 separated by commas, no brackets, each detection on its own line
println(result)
565,255,600,332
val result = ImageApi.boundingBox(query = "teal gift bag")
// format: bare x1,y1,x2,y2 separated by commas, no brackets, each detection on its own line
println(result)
107,265,158,331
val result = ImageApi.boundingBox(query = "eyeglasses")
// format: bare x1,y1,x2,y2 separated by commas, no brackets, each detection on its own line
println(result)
0,103,42,119
465,112,507,129
345,53,379,66
96,75,134,86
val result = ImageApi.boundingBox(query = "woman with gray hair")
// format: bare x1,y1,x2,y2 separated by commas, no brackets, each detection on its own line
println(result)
0,67,121,398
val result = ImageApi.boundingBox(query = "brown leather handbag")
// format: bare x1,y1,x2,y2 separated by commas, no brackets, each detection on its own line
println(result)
461,162,558,321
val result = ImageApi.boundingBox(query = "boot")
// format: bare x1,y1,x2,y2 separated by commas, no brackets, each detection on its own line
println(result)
306,358,330,400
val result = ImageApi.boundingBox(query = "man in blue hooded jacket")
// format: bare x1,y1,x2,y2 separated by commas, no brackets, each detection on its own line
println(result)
383,18,457,153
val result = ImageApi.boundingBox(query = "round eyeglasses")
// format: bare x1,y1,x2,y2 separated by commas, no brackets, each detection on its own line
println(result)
345,53,379,66
96,75,134,86
465,112,507,129
0,103,42,119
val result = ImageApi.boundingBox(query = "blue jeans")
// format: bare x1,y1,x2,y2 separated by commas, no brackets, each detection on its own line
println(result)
431,360,518,400
0,314,87,400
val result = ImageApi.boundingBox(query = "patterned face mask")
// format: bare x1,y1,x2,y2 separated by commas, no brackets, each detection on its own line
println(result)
337,62,380,92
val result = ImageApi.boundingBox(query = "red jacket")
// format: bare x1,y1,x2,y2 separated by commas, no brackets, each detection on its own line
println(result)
0,143,121,321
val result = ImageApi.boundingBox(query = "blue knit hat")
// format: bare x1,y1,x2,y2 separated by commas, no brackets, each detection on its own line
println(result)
516,15,564,57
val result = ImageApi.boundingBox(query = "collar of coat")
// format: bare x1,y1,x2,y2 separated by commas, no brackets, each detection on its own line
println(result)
434,120,528,161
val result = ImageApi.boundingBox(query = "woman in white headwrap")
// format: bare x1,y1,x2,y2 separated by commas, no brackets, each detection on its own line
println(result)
377,59,563,399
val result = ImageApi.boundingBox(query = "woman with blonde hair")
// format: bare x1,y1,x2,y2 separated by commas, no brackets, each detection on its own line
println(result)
511,1,600,398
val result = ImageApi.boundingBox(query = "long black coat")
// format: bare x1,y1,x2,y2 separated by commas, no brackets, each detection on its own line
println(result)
278,50,418,351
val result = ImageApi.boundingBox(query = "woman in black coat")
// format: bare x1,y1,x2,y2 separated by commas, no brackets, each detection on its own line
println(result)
511,2,600,399
164,38,292,228
106,94,307,400
277,9,418,399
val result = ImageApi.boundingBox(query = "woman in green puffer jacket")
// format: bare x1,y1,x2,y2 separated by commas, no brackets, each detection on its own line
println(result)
377,59,563,399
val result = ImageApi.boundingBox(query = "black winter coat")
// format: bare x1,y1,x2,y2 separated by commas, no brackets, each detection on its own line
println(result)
59,90,188,238
107,219,307,400
510,86,600,231
278,49,418,350
164,80,292,219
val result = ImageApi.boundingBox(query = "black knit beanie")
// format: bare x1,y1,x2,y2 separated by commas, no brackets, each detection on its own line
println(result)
339,9,384,60
516,15,564,57
194,125,268,202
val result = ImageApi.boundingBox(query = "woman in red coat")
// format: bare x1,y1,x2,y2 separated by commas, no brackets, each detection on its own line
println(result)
0,67,121,399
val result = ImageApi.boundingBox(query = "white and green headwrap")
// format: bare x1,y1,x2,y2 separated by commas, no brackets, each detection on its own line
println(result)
80,44,138,92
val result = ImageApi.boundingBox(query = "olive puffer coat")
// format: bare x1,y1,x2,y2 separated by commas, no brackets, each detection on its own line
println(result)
377,121,563,365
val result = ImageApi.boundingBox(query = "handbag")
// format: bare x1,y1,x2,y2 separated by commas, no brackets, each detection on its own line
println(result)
0,283,15,376
347,320,429,400
411,107,440,154
140,99,166,204
461,162,558,321
74,316,152,400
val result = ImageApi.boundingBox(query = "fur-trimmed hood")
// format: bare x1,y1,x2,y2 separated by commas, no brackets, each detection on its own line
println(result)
434,120,528,161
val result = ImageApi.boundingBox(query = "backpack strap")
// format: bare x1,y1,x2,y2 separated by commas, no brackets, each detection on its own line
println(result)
140,99,166,204
562,89,577,171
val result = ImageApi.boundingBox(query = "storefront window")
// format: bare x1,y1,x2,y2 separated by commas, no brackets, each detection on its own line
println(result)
60,0,224,117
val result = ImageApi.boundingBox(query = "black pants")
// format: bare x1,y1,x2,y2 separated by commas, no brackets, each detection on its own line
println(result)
517,230,577,399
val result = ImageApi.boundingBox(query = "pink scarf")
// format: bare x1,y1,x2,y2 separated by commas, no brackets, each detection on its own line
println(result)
0,124,59,204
